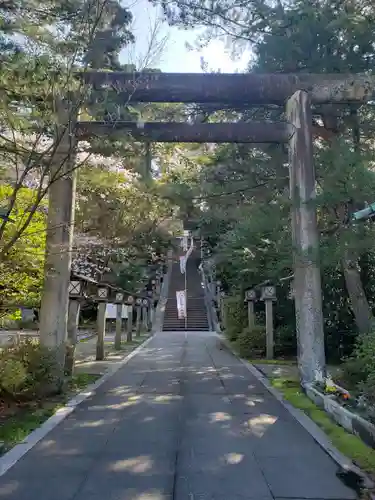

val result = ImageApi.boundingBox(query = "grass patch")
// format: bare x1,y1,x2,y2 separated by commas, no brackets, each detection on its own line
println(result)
69,373,100,391
0,372,100,453
103,335,149,349
78,335,96,343
271,377,375,476
250,358,297,366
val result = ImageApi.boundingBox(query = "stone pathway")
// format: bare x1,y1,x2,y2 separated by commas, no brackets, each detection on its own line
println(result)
0,331,357,500
74,333,149,374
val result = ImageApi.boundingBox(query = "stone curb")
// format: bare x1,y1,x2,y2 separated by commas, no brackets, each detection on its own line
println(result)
216,333,374,490
305,384,375,451
0,335,153,478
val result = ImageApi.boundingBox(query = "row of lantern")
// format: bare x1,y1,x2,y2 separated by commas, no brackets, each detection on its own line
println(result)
68,276,159,308
65,273,163,372
215,281,277,360
244,285,277,303
214,283,277,304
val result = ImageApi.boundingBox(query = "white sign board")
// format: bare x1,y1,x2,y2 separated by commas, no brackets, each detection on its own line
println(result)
105,303,128,320
179,255,186,274
176,290,187,319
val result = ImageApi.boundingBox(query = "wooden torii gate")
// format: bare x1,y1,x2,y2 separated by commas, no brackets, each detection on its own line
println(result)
39,71,374,385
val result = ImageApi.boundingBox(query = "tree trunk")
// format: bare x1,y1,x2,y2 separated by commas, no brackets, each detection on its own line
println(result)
342,250,373,334
317,108,373,334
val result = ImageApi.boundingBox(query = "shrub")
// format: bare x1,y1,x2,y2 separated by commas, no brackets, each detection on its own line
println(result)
236,326,266,358
274,325,297,358
340,331,375,400
0,337,60,400
339,357,367,390
0,359,27,395
223,296,246,342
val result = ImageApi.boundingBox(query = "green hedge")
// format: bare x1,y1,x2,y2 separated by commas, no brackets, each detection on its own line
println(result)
0,338,60,400
222,295,246,341
236,326,266,358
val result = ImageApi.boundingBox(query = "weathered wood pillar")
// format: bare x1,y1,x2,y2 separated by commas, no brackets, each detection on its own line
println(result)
245,289,256,330
220,291,226,330
216,280,221,310
147,298,153,331
286,90,326,385
65,298,81,376
261,285,276,359
141,299,148,331
265,301,274,359
96,303,106,360
39,96,78,378
65,277,86,376
115,305,123,350
135,298,142,336
127,305,133,342
248,302,255,330
114,292,124,350
261,286,277,359
96,286,108,361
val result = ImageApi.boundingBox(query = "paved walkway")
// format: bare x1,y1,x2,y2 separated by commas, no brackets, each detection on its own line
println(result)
0,331,357,500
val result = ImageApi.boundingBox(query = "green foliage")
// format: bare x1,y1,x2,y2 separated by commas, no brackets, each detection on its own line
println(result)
0,0,137,262
236,326,266,358
0,359,28,395
222,296,246,341
274,325,296,358
0,185,46,310
341,331,375,401
0,338,60,400
340,357,368,392
76,166,172,246
75,165,174,291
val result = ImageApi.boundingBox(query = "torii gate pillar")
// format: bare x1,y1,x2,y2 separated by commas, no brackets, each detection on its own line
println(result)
287,90,326,386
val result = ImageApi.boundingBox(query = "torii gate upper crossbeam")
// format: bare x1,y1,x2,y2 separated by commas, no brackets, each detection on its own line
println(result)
80,71,375,105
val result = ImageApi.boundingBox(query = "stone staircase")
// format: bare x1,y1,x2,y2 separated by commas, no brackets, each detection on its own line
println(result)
163,249,209,332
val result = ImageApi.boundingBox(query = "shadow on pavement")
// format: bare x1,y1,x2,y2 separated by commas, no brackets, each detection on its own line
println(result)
0,332,357,500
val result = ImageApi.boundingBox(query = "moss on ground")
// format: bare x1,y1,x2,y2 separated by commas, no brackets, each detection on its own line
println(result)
103,334,149,349
271,377,375,476
250,358,297,365
0,373,100,452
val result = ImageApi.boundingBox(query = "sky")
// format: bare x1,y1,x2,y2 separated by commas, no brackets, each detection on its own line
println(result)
121,0,251,73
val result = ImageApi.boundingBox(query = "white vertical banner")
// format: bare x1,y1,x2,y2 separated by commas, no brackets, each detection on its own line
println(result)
176,290,187,319
179,255,186,274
